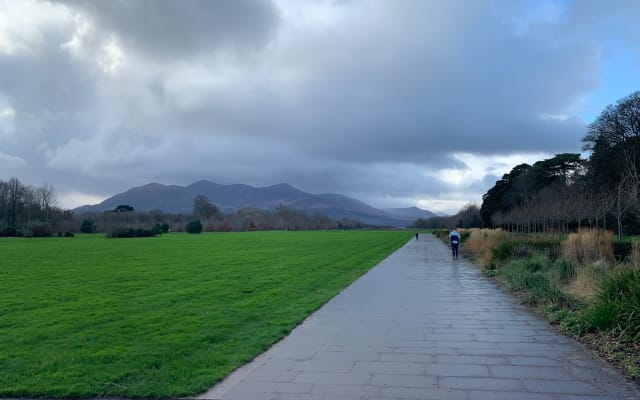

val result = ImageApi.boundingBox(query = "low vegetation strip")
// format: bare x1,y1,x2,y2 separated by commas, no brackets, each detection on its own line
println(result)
0,230,412,398
438,228,640,383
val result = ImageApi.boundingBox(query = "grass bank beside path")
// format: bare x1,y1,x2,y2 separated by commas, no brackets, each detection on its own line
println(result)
0,230,412,398
436,229,640,384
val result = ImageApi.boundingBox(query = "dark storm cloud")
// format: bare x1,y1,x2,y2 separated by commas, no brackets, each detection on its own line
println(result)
54,0,279,58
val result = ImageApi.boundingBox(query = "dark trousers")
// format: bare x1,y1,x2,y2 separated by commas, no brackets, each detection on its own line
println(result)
452,243,459,258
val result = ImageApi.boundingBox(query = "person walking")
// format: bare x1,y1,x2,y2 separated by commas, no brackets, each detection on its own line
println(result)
449,227,460,259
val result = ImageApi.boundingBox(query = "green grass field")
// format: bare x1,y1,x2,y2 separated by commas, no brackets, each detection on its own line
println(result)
0,230,411,398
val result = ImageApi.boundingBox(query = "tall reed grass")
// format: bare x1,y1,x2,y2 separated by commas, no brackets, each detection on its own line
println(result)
561,229,613,263
463,228,508,267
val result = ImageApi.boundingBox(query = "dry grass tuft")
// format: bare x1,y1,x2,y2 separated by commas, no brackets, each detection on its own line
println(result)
464,228,508,268
565,261,607,302
561,229,614,263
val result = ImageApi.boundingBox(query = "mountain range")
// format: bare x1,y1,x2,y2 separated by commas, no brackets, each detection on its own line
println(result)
73,180,437,226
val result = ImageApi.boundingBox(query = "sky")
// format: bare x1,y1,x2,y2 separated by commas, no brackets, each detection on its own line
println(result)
1,0,640,215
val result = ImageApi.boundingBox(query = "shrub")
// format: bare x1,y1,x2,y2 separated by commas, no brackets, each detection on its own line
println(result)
0,227,21,237
26,222,52,237
500,257,575,308
492,240,516,261
586,301,619,332
64,232,75,237
501,260,546,291
135,228,155,237
523,253,549,273
585,266,640,340
556,257,578,283
490,237,559,262
612,240,633,261
107,227,156,238
108,227,136,238
185,220,203,234
80,218,97,233
153,222,170,234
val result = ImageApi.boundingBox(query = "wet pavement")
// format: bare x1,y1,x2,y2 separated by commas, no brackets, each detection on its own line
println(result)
198,234,640,400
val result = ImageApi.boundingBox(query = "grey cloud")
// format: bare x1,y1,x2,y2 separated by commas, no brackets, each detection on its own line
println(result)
0,31,96,115
54,0,280,58
152,0,596,167
3,0,638,213
0,13,99,179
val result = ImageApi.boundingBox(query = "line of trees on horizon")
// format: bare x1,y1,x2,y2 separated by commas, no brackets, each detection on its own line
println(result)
0,178,73,237
0,179,370,237
77,196,368,235
412,203,482,230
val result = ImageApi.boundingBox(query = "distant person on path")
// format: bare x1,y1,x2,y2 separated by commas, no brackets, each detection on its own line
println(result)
415,232,419,240
449,227,460,259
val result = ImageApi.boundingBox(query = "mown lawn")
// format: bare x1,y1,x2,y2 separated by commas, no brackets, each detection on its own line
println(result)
0,230,411,398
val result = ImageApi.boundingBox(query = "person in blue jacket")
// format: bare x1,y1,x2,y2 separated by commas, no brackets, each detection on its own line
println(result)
449,227,461,259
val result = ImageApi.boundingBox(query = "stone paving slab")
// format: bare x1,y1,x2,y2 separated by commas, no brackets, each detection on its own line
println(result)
197,235,640,400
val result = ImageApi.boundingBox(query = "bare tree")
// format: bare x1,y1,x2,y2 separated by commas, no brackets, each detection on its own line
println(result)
6,177,22,231
613,175,635,238
37,184,56,223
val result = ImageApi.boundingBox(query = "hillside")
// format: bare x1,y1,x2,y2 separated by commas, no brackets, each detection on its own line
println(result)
73,181,436,227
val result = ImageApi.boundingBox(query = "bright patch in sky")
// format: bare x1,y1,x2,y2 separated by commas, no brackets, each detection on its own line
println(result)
0,106,15,137
430,152,550,188
58,192,107,209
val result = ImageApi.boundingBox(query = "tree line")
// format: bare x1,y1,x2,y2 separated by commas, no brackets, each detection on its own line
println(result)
412,204,482,229
0,180,369,237
0,178,72,236
77,197,366,235
480,91,640,237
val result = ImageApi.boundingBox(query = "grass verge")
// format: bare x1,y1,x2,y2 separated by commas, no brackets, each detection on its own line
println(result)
0,230,412,398
446,229,640,384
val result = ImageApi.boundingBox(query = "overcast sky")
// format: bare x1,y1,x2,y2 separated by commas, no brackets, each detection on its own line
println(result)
1,0,639,214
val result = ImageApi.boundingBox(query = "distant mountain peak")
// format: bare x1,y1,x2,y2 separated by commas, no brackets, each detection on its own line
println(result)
189,179,213,186
384,206,437,220
135,182,167,190
73,180,437,227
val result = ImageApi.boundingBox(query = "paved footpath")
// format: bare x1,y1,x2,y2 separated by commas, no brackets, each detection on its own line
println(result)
198,235,640,400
